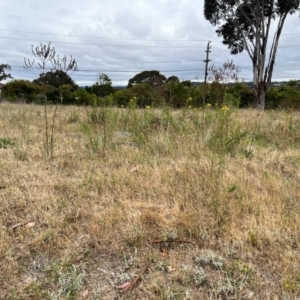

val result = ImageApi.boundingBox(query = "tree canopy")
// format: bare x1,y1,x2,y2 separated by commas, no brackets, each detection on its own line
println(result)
204,0,300,109
87,73,114,97
128,70,166,88
166,76,180,83
0,64,13,82
33,70,78,90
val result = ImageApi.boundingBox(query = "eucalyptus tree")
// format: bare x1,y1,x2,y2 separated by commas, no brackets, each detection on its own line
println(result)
90,73,114,98
0,64,13,82
204,0,300,110
128,70,166,88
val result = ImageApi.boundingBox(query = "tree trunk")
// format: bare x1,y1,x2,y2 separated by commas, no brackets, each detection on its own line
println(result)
255,81,268,110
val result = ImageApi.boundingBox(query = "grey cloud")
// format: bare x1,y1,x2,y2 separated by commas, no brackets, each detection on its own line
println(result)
1,0,299,85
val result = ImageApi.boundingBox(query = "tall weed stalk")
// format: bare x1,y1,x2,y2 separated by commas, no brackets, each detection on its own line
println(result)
44,100,59,159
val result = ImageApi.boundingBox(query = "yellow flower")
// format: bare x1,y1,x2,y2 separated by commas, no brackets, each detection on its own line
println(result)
188,105,192,109
146,105,150,109
221,105,230,111
206,103,211,107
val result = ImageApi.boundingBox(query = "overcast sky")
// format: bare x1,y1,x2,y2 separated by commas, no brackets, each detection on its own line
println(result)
0,0,299,86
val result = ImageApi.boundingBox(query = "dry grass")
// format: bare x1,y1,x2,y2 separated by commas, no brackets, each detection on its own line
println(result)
0,103,299,299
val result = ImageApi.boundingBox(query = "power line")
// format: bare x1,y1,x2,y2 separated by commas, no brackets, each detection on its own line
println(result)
0,28,218,42
1,28,300,42
11,65,205,73
1,35,300,52
2,53,297,68
10,59,298,75
0,54,205,65
0,36,208,48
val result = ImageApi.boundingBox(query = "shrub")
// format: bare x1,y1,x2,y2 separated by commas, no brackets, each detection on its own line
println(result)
229,82,254,108
113,89,134,107
2,80,41,102
266,84,300,109
129,83,155,107
74,89,98,106
163,81,191,108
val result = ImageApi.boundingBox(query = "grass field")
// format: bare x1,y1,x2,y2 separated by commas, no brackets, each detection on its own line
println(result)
0,102,300,299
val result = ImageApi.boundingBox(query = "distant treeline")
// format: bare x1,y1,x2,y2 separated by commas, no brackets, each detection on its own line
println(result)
2,70,300,109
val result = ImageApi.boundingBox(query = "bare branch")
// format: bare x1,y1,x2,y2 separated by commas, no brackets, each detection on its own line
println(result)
208,59,240,84
24,42,78,81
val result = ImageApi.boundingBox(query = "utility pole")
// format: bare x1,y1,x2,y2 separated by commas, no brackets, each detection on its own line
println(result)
203,41,211,104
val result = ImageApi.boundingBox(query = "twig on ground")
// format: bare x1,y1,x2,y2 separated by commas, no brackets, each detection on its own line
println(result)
151,238,196,245
117,264,149,299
